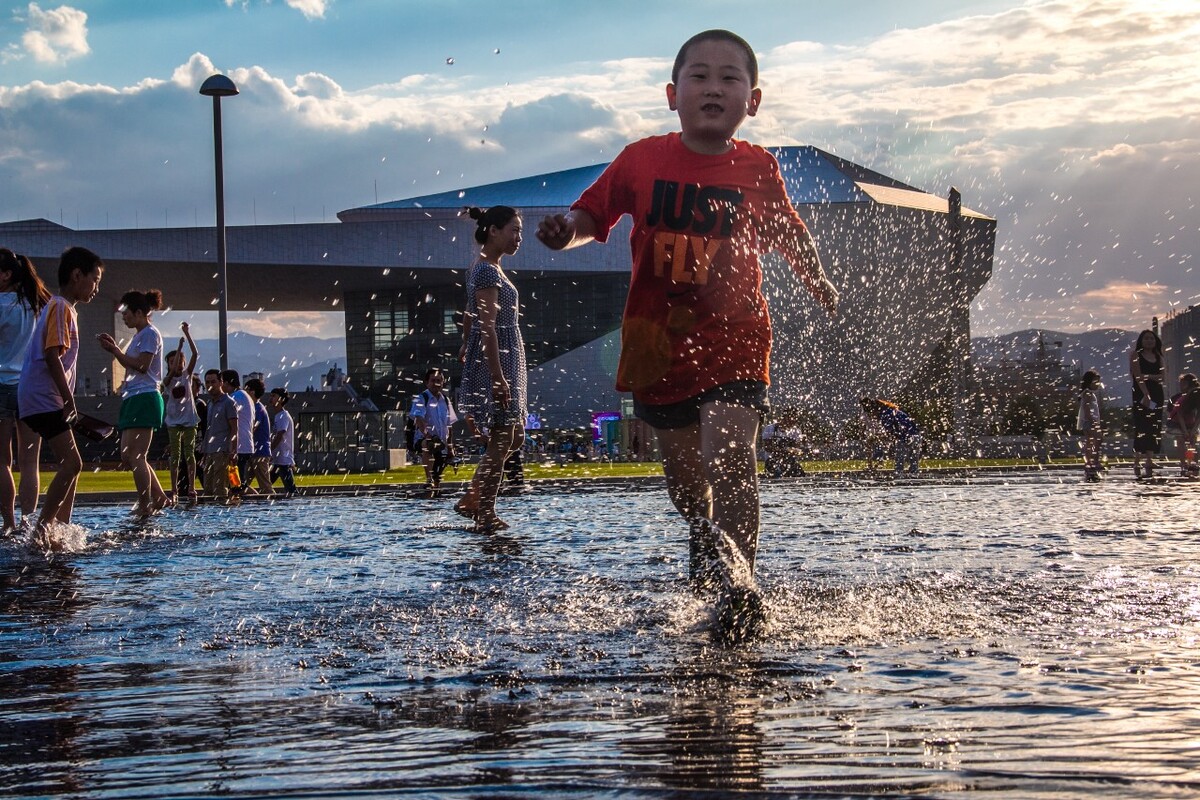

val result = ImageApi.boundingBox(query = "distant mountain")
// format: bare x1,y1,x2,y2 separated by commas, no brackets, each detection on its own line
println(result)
264,359,344,391
972,328,1132,370
188,333,347,386
971,328,1134,396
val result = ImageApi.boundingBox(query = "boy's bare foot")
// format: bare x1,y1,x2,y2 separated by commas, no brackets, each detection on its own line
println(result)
33,524,63,553
453,502,478,520
473,515,509,534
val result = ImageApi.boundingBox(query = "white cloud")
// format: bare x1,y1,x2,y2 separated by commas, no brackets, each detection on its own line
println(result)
222,0,328,19
285,0,328,20
0,0,1198,335
18,2,89,65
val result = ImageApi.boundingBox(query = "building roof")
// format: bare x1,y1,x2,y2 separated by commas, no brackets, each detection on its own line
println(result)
339,145,991,221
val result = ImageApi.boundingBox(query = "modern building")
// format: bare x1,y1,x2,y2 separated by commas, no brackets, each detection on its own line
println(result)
0,145,996,436
1161,305,1200,384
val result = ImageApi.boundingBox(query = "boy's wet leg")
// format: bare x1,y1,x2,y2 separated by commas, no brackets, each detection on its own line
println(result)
700,401,762,573
655,423,718,590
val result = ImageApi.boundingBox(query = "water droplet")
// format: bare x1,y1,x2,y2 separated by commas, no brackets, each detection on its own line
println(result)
446,57,454,65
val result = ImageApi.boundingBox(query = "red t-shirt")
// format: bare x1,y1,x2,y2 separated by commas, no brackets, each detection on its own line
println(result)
573,133,813,404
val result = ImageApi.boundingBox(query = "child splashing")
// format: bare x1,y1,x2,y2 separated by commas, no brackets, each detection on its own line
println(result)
538,30,839,640
17,247,104,551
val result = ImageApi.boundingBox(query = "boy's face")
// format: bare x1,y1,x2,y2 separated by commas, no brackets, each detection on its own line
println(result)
206,374,224,397
667,39,761,149
67,266,103,304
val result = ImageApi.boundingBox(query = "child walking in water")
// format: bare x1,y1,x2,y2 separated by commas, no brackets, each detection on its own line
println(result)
99,289,170,519
18,246,104,548
0,250,51,534
537,30,839,638
1077,370,1103,482
455,205,527,532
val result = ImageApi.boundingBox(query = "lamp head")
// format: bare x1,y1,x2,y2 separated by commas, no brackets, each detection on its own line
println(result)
199,74,239,97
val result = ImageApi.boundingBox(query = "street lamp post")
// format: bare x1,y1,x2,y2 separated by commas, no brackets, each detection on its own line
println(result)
199,73,239,371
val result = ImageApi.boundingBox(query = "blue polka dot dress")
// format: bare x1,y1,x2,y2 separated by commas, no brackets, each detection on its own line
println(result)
458,260,527,428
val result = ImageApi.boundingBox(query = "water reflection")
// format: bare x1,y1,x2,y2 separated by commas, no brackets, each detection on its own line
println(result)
633,659,768,792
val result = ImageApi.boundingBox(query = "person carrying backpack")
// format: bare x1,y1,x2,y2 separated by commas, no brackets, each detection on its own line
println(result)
410,367,458,494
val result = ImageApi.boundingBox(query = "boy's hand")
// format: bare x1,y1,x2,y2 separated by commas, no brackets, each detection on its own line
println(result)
816,279,840,317
536,213,575,250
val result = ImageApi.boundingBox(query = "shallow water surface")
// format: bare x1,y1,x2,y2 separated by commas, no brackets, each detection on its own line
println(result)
3,474,1200,798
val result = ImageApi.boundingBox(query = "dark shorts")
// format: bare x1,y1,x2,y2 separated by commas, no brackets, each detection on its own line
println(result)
22,409,72,440
0,383,19,421
634,380,770,430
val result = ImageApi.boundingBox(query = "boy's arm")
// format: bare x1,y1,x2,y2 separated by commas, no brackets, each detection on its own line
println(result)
536,209,599,251
785,227,839,316
44,345,76,420
411,395,428,433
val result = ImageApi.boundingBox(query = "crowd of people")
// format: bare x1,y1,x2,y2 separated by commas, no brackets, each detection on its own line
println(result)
0,245,298,550
3,29,1197,638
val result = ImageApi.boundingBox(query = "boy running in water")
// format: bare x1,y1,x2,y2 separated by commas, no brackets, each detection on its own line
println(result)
538,30,839,638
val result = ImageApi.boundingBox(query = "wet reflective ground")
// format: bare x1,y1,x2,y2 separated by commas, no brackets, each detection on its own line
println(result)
2,474,1200,799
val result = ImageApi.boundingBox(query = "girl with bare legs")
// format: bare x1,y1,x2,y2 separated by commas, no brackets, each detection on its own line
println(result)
455,205,527,532
0,250,51,533
98,289,169,519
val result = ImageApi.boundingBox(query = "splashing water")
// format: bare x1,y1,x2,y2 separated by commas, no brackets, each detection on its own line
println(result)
2,475,1200,797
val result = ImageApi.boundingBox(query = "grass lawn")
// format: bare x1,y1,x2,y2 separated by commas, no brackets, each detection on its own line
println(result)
49,455,1095,495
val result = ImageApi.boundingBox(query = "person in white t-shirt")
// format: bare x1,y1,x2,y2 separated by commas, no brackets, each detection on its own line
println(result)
161,321,200,504
0,249,51,533
221,369,255,488
98,288,169,519
267,387,297,496
410,367,458,493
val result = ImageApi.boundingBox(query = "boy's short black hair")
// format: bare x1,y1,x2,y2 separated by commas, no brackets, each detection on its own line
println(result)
220,369,240,387
672,29,758,87
58,246,103,289
425,367,443,382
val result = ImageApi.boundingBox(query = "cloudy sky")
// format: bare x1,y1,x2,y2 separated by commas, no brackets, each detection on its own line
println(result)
0,0,1197,340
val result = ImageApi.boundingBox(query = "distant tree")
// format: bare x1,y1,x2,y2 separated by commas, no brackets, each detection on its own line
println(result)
1003,395,1045,437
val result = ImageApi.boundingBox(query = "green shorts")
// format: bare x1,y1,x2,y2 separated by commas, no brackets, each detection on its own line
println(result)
118,391,165,431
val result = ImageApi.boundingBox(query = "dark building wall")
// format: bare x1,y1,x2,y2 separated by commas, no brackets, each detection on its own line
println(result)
346,270,630,409
765,202,993,427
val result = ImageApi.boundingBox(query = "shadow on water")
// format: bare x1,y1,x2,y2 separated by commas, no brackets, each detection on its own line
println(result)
2,477,1200,797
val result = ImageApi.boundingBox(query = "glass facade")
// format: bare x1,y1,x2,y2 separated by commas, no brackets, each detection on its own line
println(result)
345,270,629,408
